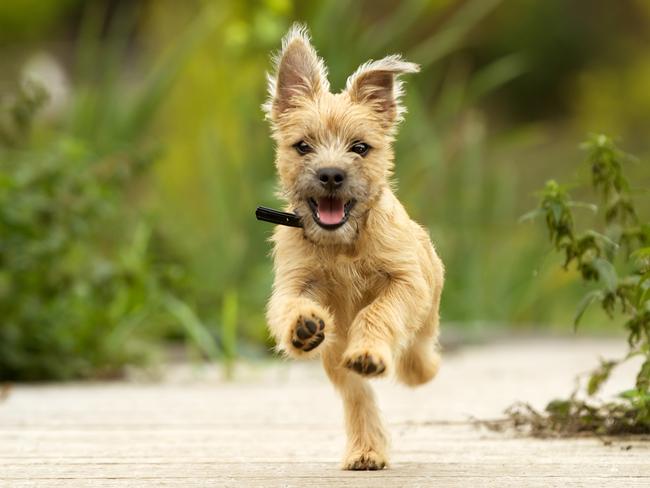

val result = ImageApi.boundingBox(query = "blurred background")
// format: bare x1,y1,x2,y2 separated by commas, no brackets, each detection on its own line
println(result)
1,0,649,381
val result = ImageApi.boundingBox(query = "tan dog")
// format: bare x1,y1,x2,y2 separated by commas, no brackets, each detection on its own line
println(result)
263,24,444,471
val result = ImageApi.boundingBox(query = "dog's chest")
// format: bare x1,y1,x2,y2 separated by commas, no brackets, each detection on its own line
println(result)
319,256,388,309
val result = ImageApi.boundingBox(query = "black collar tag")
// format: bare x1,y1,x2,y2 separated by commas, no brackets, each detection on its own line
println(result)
255,206,303,228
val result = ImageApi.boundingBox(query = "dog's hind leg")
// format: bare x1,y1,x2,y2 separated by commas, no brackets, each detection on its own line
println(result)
322,344,389,470
396,310,440,386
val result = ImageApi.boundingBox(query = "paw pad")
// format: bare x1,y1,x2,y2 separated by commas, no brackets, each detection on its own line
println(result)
345,352,386,376
291,314,325,352
345,453,387,471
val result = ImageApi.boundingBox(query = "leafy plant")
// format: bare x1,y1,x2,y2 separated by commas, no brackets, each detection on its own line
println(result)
0,6,218,380
1,83,155,379
514,134,650,435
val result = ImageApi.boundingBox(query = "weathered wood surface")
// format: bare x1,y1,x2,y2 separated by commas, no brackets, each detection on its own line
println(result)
1,338,648,487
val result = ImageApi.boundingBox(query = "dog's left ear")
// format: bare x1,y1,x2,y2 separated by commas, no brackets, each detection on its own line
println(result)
345,55,419,127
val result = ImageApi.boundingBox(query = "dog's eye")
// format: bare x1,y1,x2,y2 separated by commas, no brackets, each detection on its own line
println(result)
349,142,370,157
293,140,313,156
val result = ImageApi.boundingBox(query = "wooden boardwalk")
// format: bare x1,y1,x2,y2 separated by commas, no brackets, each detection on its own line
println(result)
1,338,648,487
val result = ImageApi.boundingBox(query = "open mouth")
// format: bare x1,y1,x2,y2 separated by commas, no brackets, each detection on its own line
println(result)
308,197,356,230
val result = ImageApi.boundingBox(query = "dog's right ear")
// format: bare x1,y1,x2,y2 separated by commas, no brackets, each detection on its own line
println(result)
263,24,329,122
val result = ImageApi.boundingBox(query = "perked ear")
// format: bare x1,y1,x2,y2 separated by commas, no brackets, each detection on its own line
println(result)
345,55,419,126
263,24,329,121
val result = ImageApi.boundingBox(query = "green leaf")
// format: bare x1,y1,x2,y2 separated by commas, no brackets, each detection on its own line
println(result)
592,257,618,292
545,399,571,416
573,289,604,329
567,201,598,213
637,357,650,392
584,230,619,252
165,294,219,360
587,359,617,396
618,388,650,403
618,389,641,400
549,202,563,224
518,207,544,223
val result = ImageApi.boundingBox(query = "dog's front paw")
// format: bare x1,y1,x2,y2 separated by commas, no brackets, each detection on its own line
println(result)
279,302,331,357
290,313,325,352
343,348,390,377
343,449,387,471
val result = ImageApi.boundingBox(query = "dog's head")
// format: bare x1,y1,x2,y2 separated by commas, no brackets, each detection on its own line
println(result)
264,24,418,245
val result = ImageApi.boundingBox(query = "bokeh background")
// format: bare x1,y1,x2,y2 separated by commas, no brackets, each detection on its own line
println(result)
1,0,649,380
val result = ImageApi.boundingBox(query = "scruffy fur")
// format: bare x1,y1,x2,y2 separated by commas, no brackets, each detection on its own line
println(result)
263,24,444,471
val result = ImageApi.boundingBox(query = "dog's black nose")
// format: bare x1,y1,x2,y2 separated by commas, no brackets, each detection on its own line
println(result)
317,167,346,191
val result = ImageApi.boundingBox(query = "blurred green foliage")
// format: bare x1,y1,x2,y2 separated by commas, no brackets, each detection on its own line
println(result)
145,0,614,336
1,0,649,379
0,81,176,380
0,0,77,43
0,6,219,380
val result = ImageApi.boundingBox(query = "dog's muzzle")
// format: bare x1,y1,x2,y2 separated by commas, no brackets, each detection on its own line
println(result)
308,197,356,230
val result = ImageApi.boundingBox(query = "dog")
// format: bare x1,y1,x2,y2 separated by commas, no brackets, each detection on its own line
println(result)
263,24,444,471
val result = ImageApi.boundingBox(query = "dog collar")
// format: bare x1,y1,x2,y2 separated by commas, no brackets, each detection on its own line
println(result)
255,206,303,228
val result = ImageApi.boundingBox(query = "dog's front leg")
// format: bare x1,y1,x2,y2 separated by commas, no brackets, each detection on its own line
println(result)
266,260,332,358
343,272,428,377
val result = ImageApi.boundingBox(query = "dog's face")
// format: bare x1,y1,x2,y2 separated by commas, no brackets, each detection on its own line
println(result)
264,25,418,245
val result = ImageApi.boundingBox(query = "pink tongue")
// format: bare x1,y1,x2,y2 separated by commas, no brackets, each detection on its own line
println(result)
318,197,345,225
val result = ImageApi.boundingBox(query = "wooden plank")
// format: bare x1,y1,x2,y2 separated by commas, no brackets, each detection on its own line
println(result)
0,338,647,487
